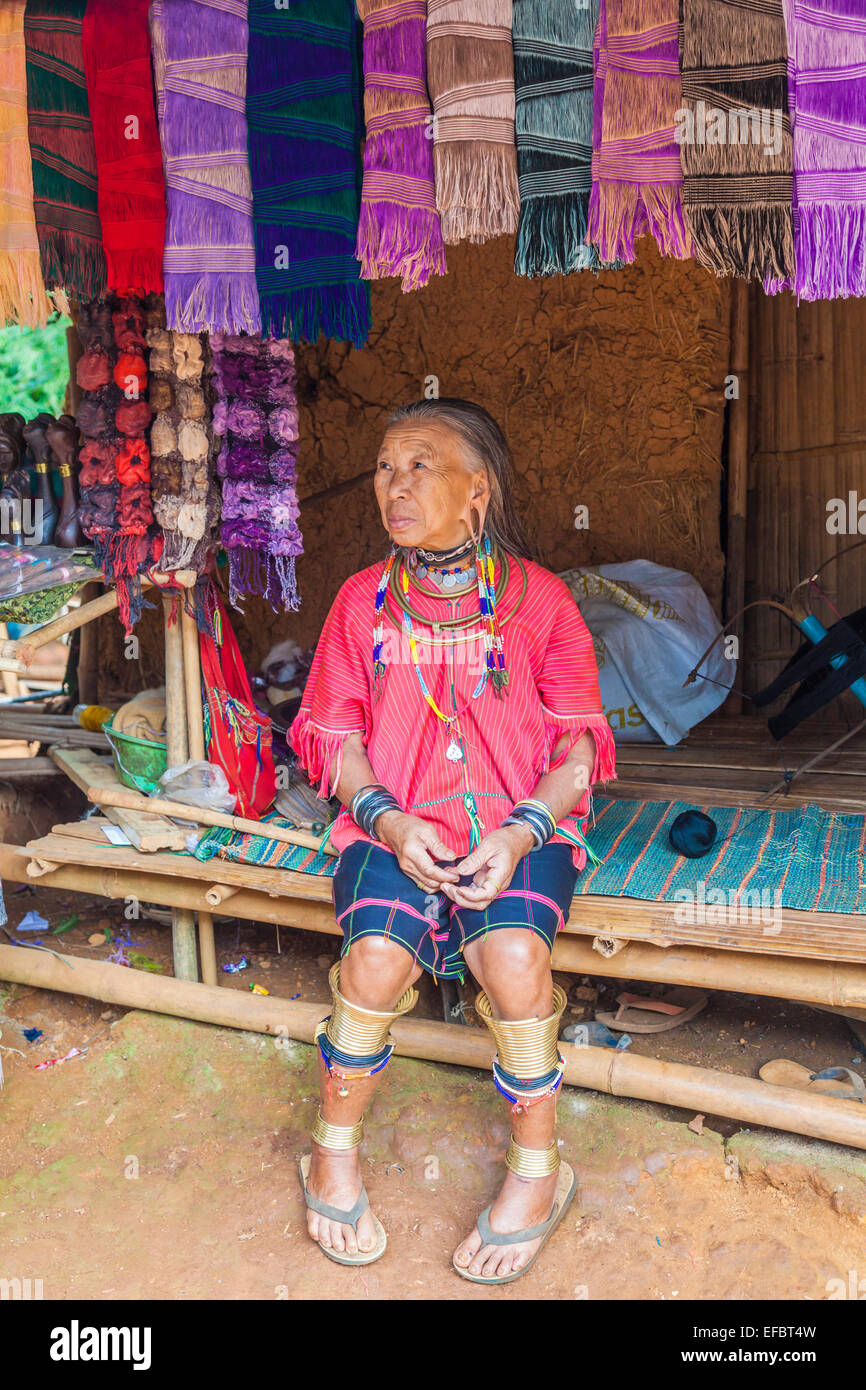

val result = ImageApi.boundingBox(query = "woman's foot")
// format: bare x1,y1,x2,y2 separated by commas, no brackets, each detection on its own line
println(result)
305,1142,380,1256
453,1166,559,1279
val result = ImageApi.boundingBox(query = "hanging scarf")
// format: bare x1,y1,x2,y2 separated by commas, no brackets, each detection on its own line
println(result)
512,0,599,276
356,0,446,291
425,0,519,245
245,0,371,346
146,316,219,573
82,0,165,295
782,0,866,301
212,334,302,612
678,0,794,284
149,0,261,336
587,0,691,264
0,2,52,326
23,0,106,303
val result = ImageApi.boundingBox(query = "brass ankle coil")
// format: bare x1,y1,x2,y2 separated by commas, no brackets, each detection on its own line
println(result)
475,985,568,1078
325,962,418,1057
505,1136,561,1179
311,1110,364,1151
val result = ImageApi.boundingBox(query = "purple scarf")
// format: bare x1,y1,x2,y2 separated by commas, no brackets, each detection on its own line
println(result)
782,0,866,300
150,0,261,335
212,334,302,611
356,0,446,291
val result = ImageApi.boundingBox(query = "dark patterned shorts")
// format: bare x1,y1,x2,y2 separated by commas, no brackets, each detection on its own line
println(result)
332,841,577,981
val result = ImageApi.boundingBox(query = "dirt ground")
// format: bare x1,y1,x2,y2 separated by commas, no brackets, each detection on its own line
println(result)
2,886,866,1301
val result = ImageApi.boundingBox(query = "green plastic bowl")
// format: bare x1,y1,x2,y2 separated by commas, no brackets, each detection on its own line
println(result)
103,716,168,795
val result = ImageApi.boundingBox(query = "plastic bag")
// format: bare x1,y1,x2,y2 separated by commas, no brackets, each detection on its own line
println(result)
158,760,237,814
560,560,734,746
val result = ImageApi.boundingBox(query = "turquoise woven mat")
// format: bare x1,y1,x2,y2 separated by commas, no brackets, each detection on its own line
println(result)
577,797,866,914
190,800,866,915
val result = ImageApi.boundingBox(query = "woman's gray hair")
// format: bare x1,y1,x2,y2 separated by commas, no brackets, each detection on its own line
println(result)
386,397,538,560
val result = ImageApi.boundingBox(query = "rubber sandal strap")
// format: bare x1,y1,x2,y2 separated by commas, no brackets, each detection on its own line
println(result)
302,1173,370,1230
476,1201,559,1247
811,1066,866,1101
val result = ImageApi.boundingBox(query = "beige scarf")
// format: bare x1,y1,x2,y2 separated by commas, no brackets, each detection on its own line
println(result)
0,0,51,326
426,0,519,244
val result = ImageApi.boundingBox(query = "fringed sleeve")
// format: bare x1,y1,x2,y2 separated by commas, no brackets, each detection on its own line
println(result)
289,578,371,800
536,578,617,798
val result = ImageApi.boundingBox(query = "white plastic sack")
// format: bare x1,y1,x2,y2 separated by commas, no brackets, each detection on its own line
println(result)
158,760,237,814
560,560,735,746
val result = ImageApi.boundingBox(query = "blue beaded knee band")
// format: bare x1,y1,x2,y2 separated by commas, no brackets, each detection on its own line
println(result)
492,1056,565,1105
315,1019,394,1076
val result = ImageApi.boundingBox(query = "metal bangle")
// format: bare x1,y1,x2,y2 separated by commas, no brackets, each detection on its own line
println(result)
505,1136,561,1178
476,985,568,1078
311,1110,364,1151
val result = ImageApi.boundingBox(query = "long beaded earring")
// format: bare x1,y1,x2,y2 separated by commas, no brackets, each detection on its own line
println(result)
372,545,398,699
470,508,508,697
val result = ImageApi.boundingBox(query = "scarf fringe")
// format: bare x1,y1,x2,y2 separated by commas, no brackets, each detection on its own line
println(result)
228,546,300,614
434,142,519,245
0,250,52,328
356,203,447,292
258,279,371,350
34,226,106,301
165,272,262,337
795,201,866,301
685,202,795,282
515,190,599,277
586,180,692,264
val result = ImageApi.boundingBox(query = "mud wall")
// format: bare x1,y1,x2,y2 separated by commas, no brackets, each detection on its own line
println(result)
97,235,731,696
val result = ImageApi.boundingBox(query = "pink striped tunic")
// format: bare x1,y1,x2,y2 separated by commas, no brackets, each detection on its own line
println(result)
290,555,616,869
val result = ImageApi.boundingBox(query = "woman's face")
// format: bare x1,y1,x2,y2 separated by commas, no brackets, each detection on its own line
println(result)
374,420,490,552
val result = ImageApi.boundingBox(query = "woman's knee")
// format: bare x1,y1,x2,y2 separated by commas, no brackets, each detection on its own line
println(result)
471,930,553,1015
340,935,421,1008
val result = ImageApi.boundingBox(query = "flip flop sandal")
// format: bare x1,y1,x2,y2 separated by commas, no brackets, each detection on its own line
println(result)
452,1160,578,1286
758,1059,866,1102
298,1154,387,1266
596,987,708,1034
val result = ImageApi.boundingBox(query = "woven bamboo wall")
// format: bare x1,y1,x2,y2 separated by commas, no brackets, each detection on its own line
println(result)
744,294,866,708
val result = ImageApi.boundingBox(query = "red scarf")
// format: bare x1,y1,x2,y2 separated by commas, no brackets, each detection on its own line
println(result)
82,0,165,294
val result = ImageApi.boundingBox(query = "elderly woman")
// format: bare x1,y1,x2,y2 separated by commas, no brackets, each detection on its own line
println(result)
290,398,614,1285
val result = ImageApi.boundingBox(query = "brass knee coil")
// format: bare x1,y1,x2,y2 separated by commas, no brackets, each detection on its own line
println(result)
475,984,567,1078
325,962,418,1058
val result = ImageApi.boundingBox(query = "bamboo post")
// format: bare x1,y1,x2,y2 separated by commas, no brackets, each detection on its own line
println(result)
163,591,197,982
724,279,750,716
2,944,865,1151
180,599,216,986
0,623,21,697
87,782,332,853
75,580,101,706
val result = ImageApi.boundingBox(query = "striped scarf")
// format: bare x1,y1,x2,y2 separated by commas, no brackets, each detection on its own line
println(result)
512,0,599,276
83,0,165,296
426,0,519,245
23,0,106,304
0,1,52,326
783,0,866,301
356,0,446,291
149,0,261,337
246,0,370,346
587,0,691,264
679,0,794,284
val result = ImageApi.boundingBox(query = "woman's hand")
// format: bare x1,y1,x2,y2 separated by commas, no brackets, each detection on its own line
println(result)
441,823,536,912
375,810,461,893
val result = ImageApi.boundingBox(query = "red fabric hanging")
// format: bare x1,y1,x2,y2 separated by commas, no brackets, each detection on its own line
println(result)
200,591,276,820
82,0,166,294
